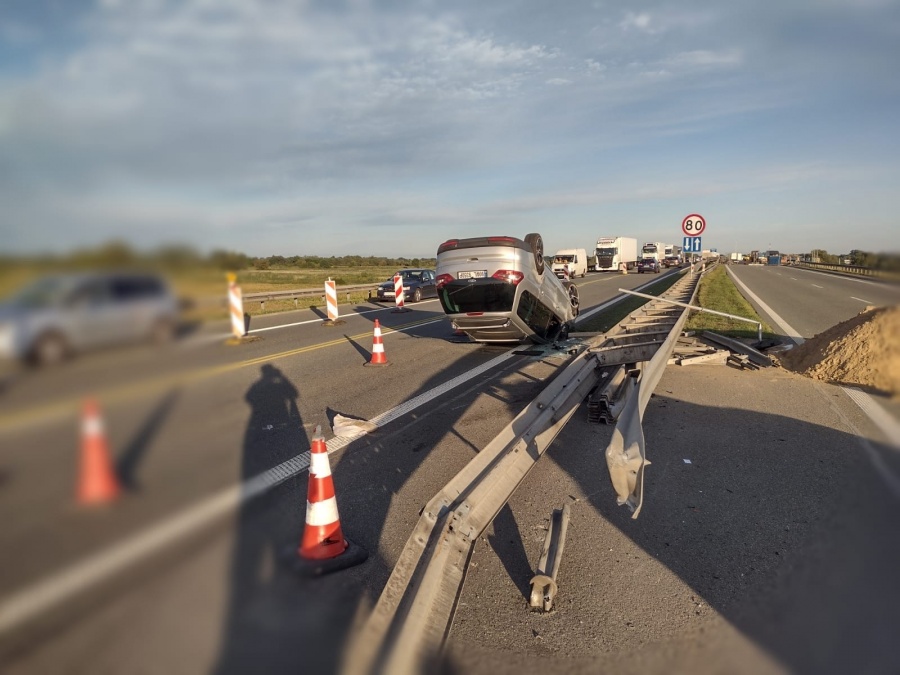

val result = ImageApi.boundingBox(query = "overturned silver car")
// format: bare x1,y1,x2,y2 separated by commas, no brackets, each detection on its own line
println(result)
435,234,579,343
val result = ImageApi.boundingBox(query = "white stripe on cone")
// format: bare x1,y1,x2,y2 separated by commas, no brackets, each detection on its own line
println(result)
309,452,332,477
82,417,104,436
306,497,340,527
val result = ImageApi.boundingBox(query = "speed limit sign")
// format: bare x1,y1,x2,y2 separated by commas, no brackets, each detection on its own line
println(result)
682,214,706,236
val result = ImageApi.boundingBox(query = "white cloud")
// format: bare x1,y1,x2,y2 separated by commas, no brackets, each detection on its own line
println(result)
546,78,572,86
620,12,654,33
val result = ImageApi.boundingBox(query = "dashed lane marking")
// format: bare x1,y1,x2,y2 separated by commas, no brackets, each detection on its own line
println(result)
851,296,874,304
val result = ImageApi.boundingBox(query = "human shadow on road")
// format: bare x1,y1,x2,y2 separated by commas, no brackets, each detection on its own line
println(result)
212,364,361,675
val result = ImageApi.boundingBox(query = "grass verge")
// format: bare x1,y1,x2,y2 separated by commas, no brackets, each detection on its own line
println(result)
685,266,777,340
574,271,686,333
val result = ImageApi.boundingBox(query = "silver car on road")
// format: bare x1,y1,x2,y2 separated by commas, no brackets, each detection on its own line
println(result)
0,272,179,366
435,233,579,343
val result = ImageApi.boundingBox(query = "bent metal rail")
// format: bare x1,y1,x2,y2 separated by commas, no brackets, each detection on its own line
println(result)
344,266,709,674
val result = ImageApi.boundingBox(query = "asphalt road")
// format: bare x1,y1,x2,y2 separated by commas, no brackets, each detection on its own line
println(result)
726,264,900,339
1,265,898,675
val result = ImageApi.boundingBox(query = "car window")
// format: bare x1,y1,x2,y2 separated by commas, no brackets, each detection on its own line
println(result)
110,276,165,302
11,276,72,309
68,278,112,307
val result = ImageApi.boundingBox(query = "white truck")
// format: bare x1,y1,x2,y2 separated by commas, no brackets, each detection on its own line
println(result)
641,242,667,263
551,248,588,279
595,237,638,272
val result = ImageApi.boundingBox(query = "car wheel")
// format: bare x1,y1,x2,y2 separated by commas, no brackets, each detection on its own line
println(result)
567,284,580,317
30,331,68,367
151,318,175,344
524,233,545,275
413,288,422,303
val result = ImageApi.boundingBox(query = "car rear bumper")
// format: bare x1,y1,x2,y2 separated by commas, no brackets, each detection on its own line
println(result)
446,314,527,342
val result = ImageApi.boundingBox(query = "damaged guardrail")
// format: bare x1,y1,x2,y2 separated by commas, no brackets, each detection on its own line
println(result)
345,269,706,674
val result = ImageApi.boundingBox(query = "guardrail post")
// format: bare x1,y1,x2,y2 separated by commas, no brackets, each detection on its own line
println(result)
529,503,571,612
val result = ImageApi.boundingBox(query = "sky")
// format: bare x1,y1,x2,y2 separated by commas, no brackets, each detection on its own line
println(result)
2,0,899,259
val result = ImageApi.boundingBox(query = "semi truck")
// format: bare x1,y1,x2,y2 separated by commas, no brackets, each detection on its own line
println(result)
551,248,588,278
595,237,638,272
641,242,667,263
663,244,683,266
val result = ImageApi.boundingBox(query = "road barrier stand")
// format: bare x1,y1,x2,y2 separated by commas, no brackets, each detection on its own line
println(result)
78,399,121,506
392,274,411,313
322,278,345,327
227,273,246,342
288,426,367,576
365,319,390,367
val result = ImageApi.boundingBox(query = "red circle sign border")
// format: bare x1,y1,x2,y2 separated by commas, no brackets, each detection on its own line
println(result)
682,214,706,236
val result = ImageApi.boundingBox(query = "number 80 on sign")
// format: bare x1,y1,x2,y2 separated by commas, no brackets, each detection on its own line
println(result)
682,214,706,236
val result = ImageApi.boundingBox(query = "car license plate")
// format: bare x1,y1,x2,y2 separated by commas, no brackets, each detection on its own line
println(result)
457,270,487,279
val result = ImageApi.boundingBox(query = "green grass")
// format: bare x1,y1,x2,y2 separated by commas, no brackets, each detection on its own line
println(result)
685,266,777,340
575,271,686,333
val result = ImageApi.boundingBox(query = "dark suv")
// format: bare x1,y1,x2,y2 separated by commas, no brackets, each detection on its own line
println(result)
637,258,661,274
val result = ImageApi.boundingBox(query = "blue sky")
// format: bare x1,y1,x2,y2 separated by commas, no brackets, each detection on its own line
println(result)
2,0,898,258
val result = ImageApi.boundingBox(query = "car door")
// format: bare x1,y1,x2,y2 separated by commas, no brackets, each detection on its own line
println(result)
422,270,437,298
63,277,121,349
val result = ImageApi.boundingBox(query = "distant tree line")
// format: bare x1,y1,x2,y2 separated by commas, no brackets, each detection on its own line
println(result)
2,241,436,272
810,248,900,271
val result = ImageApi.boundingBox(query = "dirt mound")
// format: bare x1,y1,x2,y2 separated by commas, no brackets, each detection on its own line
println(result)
777,305,900,396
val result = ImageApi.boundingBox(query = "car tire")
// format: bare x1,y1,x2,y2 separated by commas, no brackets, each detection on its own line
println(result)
524,233,544,275
567,283,580,317
151,318,175,344
413,288,422,303
30,331,69,367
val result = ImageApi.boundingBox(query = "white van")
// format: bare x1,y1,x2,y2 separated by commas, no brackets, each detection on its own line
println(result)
551,249,588,279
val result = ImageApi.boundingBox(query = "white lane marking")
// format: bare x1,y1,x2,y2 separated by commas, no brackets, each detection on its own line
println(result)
813,383,900,501
842,387,900,449
851,296,874,304
249,300,441,334
790,277,798,280
812,284,824,289
795,266,882,286
732,269,900,497
0,346,520,636
725,267,805,344
576,272,681,322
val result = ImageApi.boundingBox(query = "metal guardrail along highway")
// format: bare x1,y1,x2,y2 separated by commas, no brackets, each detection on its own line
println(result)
345,266,709,675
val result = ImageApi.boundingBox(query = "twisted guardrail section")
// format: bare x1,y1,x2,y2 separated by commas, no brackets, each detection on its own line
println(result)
344,267,708,674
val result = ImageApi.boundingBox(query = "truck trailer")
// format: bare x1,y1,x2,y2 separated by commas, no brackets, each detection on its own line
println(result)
595,237,638,271
641,242,667,263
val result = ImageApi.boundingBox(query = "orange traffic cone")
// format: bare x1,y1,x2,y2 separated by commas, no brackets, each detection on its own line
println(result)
364,319,389,366
77,399,121,506
290,426,367,576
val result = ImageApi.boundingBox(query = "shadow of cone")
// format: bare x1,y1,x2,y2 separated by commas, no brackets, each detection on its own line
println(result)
78,399,121,506
364,319,390,367
288,426,367,576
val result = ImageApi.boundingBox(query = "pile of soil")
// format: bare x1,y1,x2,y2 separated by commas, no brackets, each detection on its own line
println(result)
777,305,900,396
